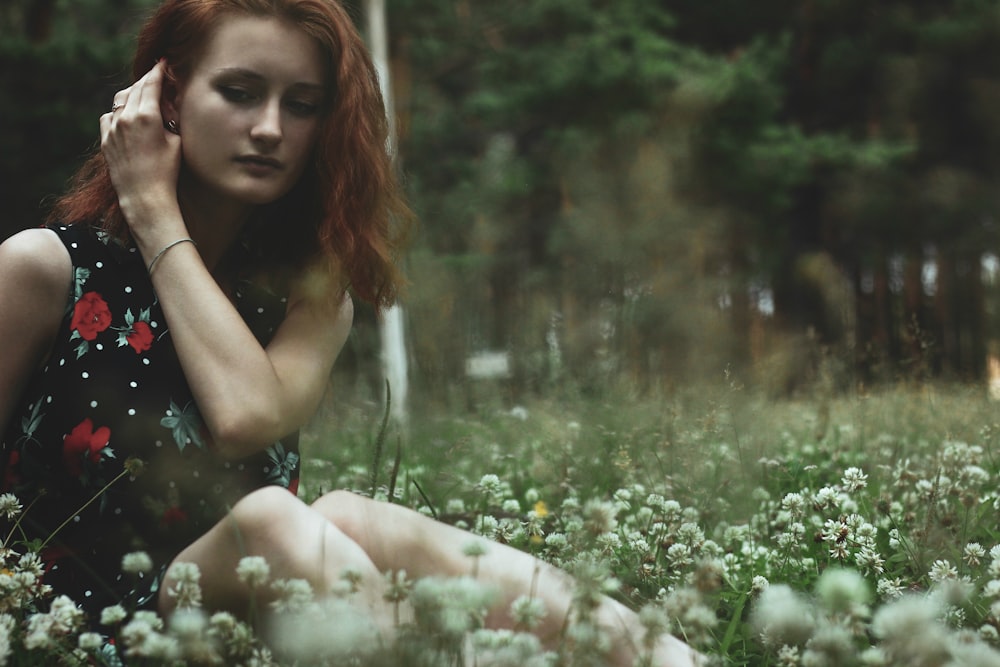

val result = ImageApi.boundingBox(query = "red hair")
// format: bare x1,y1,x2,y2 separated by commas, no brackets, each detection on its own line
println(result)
48,0,411,310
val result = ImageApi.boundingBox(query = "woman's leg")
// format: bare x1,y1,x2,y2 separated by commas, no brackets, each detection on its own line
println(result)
310,489,702,667
157,486,393,626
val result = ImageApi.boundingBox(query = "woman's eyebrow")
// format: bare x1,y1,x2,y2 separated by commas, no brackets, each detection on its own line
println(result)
213,67,324,93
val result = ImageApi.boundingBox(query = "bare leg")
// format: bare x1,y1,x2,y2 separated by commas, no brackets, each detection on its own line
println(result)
158,486,393,626
310,490,702,667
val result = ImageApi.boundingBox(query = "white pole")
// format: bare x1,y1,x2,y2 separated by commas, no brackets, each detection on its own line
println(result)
365,0,408,424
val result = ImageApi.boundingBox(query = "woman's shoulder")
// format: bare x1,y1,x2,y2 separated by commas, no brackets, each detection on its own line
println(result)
0,228,73,297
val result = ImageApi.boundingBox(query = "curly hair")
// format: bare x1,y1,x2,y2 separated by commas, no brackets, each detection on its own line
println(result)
48,0,411,310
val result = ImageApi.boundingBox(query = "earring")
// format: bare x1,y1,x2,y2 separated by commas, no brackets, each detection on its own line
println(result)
166,119,180,135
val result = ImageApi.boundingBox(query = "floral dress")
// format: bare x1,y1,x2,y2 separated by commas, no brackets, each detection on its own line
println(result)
0,224,301,621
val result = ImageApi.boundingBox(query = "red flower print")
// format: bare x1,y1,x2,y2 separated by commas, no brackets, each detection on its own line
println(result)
1,451,19,491
288,478,299,496
161,506,188,527
126,321,154,353
62,418,111,476
71,292,112,341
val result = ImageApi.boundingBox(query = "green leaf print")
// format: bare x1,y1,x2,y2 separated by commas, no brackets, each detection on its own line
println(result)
17,401,44,445
160,400,206,453
73,267,91,301
265,442,299,487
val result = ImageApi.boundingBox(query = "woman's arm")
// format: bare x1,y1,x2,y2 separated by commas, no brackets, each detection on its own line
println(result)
149,251,353,459
0,229,72,436
100,62,355,460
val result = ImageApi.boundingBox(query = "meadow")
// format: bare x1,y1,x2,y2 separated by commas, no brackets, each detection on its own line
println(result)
3,377,1000,665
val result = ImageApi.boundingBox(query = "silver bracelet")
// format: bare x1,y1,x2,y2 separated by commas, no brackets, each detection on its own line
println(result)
147,237,197,274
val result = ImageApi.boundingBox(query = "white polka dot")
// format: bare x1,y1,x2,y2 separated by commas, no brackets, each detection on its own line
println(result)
95,343,103,350
155,440,163,448
257,307,265,314
95,262,103,268
169,481,176,488
237,464,245,471
71,242,78,249
73,515,81,522
90,401,98,408
85,590,92,597
165,410,173,417
59,359,65,366
143,358,150,365
114,508,122,515
151,321,158,328
192,470,199,478
130,381,138,388
46,396,53,403
128,408,136,416
81,371,89,379
124,286,132,294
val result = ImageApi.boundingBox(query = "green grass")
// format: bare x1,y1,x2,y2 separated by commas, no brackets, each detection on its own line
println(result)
8,379,1000,665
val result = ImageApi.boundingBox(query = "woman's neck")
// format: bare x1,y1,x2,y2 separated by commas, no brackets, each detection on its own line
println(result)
176,174,255,273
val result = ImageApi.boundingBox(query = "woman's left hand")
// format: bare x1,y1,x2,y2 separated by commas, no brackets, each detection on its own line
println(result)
99,60,183,239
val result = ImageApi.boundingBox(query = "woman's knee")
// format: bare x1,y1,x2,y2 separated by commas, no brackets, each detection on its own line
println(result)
226,485,307,546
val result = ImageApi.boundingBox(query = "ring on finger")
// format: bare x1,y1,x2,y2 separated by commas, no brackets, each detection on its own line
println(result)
111,102,125,112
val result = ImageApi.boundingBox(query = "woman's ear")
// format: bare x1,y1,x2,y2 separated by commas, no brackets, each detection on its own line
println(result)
160,62,181,125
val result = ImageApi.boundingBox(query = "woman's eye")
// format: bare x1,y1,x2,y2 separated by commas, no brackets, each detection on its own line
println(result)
286,100,319,116
219,86,255,103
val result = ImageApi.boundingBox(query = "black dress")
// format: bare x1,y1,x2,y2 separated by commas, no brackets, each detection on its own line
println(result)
0,224,301,621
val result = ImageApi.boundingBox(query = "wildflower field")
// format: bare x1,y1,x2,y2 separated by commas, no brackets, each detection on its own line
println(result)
4,379,1000,665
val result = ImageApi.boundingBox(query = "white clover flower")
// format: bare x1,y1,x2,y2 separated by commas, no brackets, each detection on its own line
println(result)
17,552,43,577
871,594,949,664
751,584,816,648
666,543,693,568
815,567,871,613
842,467,869,492
445,498,466,514
0,494,21,520
985,580,1000,598
23,613,55,650
776,644,800,666
751,575,769,594
813,486,839,509
677,522,705,548
509,594,547,630
855,546,885,575
662,499,682,521
78,631,104,651
269,578,314,613
479,474,503,497
166,562,203,608
501,499,521,514
383,569,412,603
101,604,128,626
928,559,958,583
582,499,618,534
236,556,271,588
544,532,568,550
965,542,987,567
596,531,622,552
781,492,806,518
121,551,153,575
49,594,84,632
477,515,499,536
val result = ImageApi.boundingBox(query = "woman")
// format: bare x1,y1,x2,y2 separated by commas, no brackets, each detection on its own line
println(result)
0,1,700,664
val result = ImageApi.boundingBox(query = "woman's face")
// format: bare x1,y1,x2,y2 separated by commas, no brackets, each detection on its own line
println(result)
173,14,326,210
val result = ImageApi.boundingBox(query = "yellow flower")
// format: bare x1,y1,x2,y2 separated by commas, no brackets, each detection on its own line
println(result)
533,500,549,518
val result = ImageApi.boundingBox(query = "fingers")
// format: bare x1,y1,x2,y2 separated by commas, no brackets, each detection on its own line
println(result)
104,60,165,122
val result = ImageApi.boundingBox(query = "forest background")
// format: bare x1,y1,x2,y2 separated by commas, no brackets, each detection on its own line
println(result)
3,0,1000,406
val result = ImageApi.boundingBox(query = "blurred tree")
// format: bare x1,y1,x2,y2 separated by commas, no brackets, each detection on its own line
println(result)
0,0,155,238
